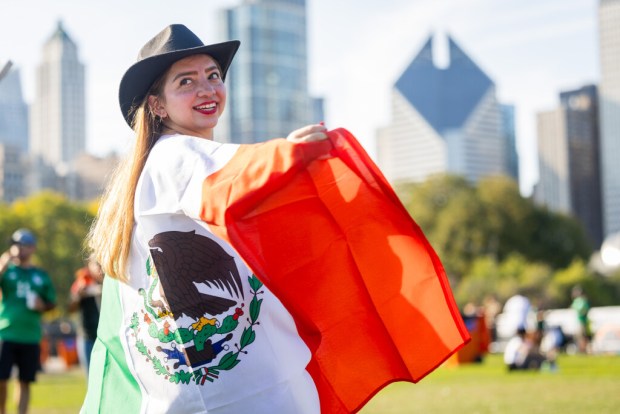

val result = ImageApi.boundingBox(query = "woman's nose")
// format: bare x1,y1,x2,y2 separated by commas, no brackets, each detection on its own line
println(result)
197,79,216,96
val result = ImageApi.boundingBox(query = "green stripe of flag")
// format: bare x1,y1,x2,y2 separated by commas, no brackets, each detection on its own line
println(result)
81,277,142,413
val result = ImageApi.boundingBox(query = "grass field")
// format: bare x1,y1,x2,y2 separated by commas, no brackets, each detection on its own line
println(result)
9,354,619,413
360,354,620,414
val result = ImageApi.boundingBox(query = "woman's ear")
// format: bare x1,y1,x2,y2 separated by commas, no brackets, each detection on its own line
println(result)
147,95,167,119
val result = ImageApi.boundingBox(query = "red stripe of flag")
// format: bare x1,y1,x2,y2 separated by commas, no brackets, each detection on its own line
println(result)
201,128,470,413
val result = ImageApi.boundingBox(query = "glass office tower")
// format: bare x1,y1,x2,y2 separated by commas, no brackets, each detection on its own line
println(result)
30,21,85,166
537,85,603,247
377,34,505,184
221,0,316,144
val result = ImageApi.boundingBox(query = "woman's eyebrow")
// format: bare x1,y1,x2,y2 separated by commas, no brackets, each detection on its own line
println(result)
171,65,219,82
172,71,197,82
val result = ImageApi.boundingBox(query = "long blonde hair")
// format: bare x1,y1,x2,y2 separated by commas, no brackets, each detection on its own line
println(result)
87,77,166,282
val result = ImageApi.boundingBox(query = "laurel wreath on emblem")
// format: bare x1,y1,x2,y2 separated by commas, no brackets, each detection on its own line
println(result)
130,274,263,385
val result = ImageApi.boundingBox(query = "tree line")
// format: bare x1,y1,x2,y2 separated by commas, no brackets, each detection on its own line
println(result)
0,191,96,312
395,174,620,309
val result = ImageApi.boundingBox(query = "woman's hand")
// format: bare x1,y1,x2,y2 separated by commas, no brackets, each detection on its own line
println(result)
286,123,328,143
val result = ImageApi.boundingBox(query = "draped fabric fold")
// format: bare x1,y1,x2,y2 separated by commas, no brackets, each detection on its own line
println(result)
201,128,470,413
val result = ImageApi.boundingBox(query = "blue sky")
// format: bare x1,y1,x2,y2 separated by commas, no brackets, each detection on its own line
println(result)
0,0,600,195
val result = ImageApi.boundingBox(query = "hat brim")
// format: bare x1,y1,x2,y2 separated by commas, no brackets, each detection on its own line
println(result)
119,40,240,127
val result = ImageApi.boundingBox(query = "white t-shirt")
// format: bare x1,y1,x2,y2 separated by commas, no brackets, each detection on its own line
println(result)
503,336,525,365
503,294,531,331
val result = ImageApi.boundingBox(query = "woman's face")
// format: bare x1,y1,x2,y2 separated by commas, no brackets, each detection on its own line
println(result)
149,54,226,140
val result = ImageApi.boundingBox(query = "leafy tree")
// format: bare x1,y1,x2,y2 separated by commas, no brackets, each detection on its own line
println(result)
476,176,536,262
545,259,588,307
396,174,472,234
454,256,498,306
527,208,592,269
546,259,620,308
0,191,95,311
455,254,554,308
431,188,491,278
0,202,18,246
396,174,593,281
394,173,612,308
493,254,527,301
397,175,488,278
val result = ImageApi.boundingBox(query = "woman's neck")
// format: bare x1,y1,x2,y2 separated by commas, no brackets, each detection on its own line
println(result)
160,125,214,140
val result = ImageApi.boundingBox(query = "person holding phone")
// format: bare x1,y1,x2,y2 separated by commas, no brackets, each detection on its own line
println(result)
0,228,56,414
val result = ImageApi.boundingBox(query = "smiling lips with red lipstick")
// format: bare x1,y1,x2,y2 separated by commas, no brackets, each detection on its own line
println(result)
195,101,217,115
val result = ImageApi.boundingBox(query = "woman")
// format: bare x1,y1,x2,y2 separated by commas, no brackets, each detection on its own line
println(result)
83,24,326,413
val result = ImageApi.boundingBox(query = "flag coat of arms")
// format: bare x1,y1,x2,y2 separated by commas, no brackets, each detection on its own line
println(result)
82,129,469,414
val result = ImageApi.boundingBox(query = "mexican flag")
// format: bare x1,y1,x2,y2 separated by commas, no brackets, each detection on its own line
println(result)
201,128,469,412
82,128,469,414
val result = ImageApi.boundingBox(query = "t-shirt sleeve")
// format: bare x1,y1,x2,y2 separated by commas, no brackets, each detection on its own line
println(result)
135,136,239,220
138,135,331,224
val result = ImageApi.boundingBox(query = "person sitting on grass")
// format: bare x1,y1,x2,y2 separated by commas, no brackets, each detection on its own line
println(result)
504,327,548,371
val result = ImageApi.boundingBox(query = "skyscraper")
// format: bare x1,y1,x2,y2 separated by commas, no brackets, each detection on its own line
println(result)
536,85,603,247
598,0,620,238
376,34,505,184
0,66,28,202
0,67,29,153
220,0,320,144
501,104,519,184
0,144,23,202
30,21,85,167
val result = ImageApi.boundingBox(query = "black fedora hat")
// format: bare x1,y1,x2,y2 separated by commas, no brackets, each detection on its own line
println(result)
119,24,240,127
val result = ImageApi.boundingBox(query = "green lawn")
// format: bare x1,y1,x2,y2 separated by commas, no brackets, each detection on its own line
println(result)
360,354,620,414
7,354,619,413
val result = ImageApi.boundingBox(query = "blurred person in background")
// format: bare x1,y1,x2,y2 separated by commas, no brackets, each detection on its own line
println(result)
68,253,103,373
503,291,532,332
503,327,549,372
503,327,527,370
0,229,56,414
483,294,502,344
570,285,591,354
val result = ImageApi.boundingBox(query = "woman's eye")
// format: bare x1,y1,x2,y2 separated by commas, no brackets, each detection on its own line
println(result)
179,78,193,86
208,72,221,80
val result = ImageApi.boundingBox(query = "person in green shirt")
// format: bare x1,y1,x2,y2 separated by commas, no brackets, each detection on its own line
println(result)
0,229,56,414
570,285,591,354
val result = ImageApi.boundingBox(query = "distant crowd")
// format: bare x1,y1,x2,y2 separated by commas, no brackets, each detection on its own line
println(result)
458,287,594,372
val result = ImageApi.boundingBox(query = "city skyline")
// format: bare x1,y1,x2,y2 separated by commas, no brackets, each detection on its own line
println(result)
0,0,600,195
